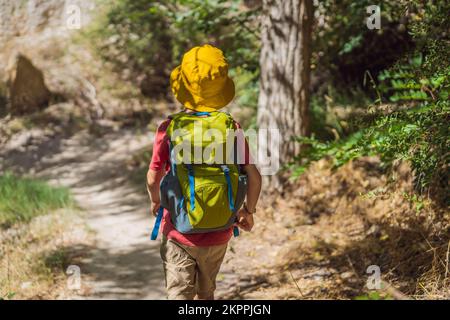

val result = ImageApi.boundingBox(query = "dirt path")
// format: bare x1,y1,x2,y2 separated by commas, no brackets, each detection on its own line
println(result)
0,124,283,300
1,127,166,299
0,123,283,300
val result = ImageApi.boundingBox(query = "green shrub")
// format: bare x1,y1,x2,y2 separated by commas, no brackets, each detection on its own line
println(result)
309,87,372,141
292,0,449,199
88,0,260,96
293,99,449,190
312,0,415,88
227,66,259,128
0,173,73,227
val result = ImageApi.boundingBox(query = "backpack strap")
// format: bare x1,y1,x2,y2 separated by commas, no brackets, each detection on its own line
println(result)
150,206,164,240
185,164,196,212
168,110,214,118
220,165,235,212
221,164,240,237
191,111,211,116
233,226,240,237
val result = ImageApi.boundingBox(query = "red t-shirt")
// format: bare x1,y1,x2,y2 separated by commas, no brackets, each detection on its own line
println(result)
149,117,251,247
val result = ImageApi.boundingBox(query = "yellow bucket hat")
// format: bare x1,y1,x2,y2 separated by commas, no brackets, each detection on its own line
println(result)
170,44,235,112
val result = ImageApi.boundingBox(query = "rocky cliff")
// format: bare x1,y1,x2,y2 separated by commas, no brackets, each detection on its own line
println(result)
0,0,94,115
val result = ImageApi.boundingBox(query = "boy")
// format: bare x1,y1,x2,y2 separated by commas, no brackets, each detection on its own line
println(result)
147,44,262,300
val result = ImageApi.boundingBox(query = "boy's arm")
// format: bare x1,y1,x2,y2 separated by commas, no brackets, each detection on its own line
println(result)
243,164,261,213
147,168,165,216
147,119,171,216
236,164,261,232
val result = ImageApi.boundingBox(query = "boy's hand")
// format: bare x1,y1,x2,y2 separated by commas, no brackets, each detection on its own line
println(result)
235,208,254,232
151,201,161,217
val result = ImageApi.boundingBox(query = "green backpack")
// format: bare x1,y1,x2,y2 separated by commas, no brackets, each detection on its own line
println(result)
159,111,247,234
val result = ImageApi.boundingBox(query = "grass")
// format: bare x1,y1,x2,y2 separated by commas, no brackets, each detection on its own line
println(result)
0,173,83,299
0,172,74,227
0,209,91,299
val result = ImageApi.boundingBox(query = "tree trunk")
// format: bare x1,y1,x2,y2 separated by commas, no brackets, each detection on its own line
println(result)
257,0,313,188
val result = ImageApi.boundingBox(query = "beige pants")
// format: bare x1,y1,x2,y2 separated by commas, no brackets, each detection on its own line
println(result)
160,235,228,299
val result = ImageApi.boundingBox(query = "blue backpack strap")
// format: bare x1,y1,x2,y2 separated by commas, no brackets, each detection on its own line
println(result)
186,164,195,212
191,111,211,116
221,165,235,212
221,165,239,237
150,206,164,240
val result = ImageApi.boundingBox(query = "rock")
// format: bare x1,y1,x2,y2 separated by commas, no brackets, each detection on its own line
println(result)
302,269,335,280
366,224,381,236
2,128,46,153
340,271,355,280
9,55,51,115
